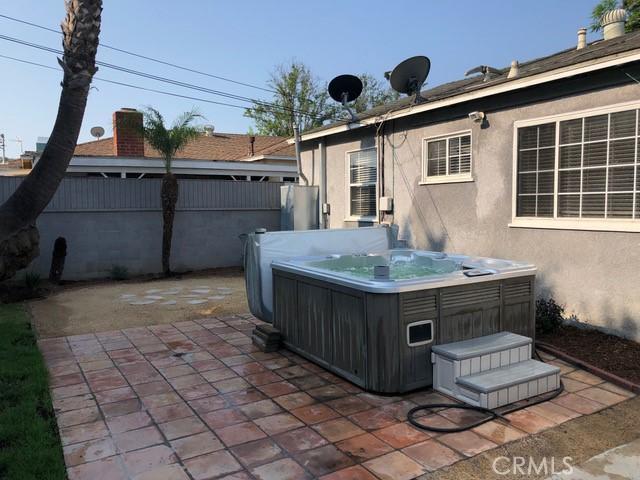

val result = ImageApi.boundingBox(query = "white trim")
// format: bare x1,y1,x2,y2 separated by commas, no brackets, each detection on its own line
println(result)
421,130,473,183
297,50,640,143
345,147,378,221
510,100,640,230
406,320,434,347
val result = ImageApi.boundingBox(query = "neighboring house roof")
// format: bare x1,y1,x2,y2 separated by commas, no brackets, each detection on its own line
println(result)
300,31,640,141
74,133,295,161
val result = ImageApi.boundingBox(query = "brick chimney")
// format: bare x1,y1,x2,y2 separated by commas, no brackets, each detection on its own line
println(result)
113,108,144,157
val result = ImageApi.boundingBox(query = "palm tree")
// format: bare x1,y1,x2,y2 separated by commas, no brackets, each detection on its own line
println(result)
0,0,102,281
141,108,202,275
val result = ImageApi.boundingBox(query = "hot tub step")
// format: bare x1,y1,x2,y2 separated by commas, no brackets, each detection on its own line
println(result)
454,360,561,409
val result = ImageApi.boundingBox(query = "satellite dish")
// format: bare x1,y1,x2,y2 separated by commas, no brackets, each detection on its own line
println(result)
90,126,105,139
387,56,431,103
328,74,363,122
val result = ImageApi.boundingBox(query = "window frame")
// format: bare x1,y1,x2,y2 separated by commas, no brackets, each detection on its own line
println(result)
345,146,378,222
510,100,640,233
420,130,474,185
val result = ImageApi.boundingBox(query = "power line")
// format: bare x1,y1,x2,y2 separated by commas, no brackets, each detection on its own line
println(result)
0,33,333,122
0,12,278,94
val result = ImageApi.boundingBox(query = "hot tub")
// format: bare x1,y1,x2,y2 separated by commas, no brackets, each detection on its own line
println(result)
271,249,536,393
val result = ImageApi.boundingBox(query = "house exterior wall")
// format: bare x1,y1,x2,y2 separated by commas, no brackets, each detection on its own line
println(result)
300,82,640,340
0,177,281,279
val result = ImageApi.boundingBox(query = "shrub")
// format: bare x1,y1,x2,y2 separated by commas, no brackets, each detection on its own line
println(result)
110,265,129,281
24,271,41,291
536,297,565,334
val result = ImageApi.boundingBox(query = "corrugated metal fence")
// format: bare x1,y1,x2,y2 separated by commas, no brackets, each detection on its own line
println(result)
0,177,282,279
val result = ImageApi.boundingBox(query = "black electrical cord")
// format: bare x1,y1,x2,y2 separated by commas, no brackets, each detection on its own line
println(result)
407,349,565,433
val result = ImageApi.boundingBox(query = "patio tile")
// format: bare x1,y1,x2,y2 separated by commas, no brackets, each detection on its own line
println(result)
250,458,311,480
189,395,227,414
231,438,284,467
274,391,316,410
349,408,398,430
552,392,606,415
140,391,182,409
274,426,328,453
504,409,558,433
402,439,462,471
336,432,394,461
133,464,190,480
178,382,218,401
320,465,378,480
362,451,426,480
107,411,152,434
231,361,267,375
224,388,267,406
122,444,177,476
560,377,591,392
63,437,117,466
147,402,194,423
238,399,283,419
258,381,299,397
358,392,402,407
85,369,128,392
326,396,372,416
472,420,528,444
312,418,366,442
158,416,207,440
53,383,91,400
57,406,101,428
438,430,498,456
378,400,418,421
221,354,253,367
67,455,127,480
51,372,86,388
527,401,580,424
437,405,489,426
54,394,97,412
548,359,576,375
170,431,224,460
253,412,304,435
296,444,353,476
190,359,224,372
564,369,604,385
102,398,143,418
275,365,311,379
576,386,628,406
161,364,196,378
216,421,267,446
372,422,430,448
95,387,137,405
202,407,248,429
169,374,207,390
114,425,164,452
213,377,251,393
291,403,340,425
307,385,348,402
410,413,462,431
245,371,283,386
132,380,173,397
201,367,238,383
599,381,635,397
261,357,294,370
61,420,109,445
289,375,328,390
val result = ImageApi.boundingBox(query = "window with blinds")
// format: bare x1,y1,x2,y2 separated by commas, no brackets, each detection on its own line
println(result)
347,148,377,218
423,132,472,182
516,107,640,222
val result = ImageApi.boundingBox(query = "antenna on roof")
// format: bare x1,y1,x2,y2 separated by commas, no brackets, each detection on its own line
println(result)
386,56,431,104
328,74,363,122
90,126,105,139
464,65,502,82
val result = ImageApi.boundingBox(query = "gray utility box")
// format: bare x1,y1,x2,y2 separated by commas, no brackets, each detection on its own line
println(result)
272,269,535,394
280,185,319,231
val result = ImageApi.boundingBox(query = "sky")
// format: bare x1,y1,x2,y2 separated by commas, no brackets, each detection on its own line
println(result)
0,0,601,158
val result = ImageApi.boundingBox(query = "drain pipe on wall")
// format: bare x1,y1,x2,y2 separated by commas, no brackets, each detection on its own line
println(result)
319,139,327,228
293,124,309,186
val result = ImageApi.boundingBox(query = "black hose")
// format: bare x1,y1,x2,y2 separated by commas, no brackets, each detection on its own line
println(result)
407,349,564,433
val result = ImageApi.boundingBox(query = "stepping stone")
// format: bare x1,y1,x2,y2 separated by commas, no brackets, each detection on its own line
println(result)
187,299,208,305
208,296,226,301
217,288,233,294
160,300,177,305
191,289,211,294
129,300,156,305
145,295,164,300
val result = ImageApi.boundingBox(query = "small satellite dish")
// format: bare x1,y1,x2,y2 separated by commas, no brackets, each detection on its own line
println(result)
328,74,363,122
203,125,215,136
387,56,431,103
90,126,105,139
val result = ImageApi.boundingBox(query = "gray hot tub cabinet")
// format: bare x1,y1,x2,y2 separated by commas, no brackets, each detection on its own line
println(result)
272,268,535,394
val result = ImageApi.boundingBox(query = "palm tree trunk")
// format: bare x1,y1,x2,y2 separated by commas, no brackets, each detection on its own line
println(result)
0,0,101,281
161,173,178,275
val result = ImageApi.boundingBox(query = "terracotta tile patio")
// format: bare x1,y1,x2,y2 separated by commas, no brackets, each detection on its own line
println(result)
39,314,635,480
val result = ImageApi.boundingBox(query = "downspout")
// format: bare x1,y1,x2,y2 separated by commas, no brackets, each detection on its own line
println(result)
293,124,309,186
319,138,327,228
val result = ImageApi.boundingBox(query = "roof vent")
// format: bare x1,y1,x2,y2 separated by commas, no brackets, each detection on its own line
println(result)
577,28,587,49
507,61,519,79
465,65,501,82
601,8,627,40
203,124,215,136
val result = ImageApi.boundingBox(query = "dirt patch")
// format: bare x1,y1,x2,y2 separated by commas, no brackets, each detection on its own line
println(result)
29,268,249,338
538,326,640,385
422,396,640,480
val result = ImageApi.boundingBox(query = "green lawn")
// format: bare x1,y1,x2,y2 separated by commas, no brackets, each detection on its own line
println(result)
0,304,66,480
